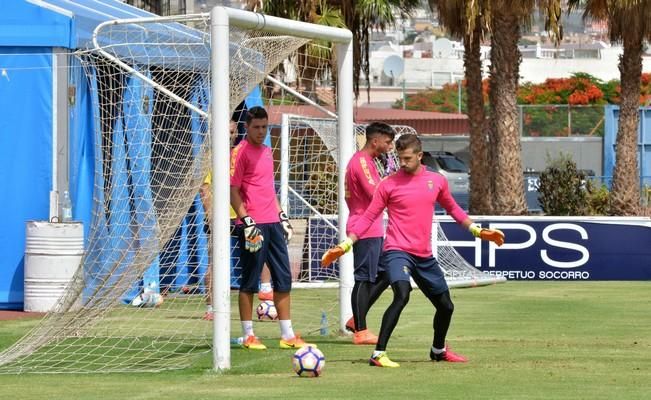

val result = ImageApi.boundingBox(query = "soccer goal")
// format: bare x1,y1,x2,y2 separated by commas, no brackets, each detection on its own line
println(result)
278,116,505,289
0,7,354,374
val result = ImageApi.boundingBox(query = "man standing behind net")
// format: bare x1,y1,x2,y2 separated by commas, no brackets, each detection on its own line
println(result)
343,122,395,345
231,106,311,350
322,134,504,367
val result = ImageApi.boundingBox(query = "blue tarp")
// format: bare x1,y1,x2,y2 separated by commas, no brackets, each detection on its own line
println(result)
0,48,54,309
0,0,267,308
0,0,155,49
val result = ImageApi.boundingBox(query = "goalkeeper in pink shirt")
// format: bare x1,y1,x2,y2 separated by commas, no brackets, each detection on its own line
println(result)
343,122,396,345
323,134,504,367
231,106,312,351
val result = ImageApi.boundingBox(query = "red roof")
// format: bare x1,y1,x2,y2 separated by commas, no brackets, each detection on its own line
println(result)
265,105,468,135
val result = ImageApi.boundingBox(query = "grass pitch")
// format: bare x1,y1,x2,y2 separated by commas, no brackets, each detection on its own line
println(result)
0,281,649,399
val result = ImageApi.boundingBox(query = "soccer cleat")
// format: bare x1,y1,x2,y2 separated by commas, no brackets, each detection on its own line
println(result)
353,329,378,345
345,317,356,333
202,311,214,321
241,335,267,350
258,290,274,301
279,334,316,349
430,347,468,363
369,352,400,368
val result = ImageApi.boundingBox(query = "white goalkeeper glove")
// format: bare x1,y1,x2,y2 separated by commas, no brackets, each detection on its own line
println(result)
242,216,264,252
469,223,505,246
279,211,293,242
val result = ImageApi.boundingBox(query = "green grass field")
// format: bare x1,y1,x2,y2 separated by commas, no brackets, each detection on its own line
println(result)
1,282,650,399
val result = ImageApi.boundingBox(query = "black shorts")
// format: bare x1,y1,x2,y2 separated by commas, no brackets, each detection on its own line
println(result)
381,250,448,296
353,237,383,282
238,222,291,293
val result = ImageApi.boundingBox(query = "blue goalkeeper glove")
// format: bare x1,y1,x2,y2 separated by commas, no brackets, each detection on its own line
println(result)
242,216,263,252
279,211,293,242
469,223,505,246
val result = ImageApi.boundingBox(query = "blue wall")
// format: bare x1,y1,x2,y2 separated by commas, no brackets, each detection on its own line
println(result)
0,48,54,309
603,105,651,185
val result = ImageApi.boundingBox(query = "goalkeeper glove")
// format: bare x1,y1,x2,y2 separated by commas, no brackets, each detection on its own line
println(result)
242,216,264,252
279,211,293,242
321,238,354,267
469,223,505,246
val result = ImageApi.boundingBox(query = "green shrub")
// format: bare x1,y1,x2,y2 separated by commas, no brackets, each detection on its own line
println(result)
538,154,587,215
584,181,610,215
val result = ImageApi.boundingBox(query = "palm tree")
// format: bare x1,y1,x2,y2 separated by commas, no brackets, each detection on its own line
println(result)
428,1,493,214
569,0,650,215
245,1,345,102
337,0,421,100
252,1,420,100
430,1,562,215
487,0,563,215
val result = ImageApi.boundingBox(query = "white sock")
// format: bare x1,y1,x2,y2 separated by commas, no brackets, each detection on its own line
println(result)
372,350,385,358
206,305,213,312
241,321,254,338
279,320,295,340
431,346,445,355
260,282,272,292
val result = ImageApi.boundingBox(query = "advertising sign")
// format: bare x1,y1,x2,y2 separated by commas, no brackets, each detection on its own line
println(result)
308,216,651,281
437,216,651,280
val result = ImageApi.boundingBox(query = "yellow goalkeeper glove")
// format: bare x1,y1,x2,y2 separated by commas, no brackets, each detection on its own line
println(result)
469,223,505,246
321,238,354,267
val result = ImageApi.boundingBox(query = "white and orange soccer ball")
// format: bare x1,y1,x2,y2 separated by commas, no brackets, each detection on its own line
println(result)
292,345,325,377
256,300,278,321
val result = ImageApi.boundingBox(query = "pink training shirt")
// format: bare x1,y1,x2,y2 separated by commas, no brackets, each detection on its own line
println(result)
230,138,279,224
349,166,469,257
345,150,384,239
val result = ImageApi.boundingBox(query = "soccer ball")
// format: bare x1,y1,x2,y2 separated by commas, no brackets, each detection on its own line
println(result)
256,300,278,321
131,292,164,308
292,345,325,377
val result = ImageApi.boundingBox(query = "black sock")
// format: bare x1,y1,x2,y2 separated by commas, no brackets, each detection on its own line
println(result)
375,281,411,351
425,290,454,350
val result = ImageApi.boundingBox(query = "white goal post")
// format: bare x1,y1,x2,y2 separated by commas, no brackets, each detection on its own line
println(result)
210,7,354,371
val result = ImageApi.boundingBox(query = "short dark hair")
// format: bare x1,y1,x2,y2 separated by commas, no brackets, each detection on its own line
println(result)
395,133,422,153
366,122,396,141
246,106,268,123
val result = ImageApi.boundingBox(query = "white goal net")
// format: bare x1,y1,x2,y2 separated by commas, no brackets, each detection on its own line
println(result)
0,8,500,375
0,9,354,373
279,116,504,288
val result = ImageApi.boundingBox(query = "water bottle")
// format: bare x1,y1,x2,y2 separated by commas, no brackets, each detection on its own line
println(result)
319,311,328,336
61,190,73,222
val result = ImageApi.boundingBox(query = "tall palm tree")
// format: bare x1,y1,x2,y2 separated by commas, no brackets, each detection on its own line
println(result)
569,0,650,215
428,0,493,214
488,0,562,215
246,1,345,102
250,1,419,101
430,1,562,215
337,0,420,100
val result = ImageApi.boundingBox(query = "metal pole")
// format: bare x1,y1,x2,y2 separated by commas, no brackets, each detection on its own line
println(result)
402,79,406,110
336,40,354,333
280,114,290,212
458,78,462,113
210,6,231,371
